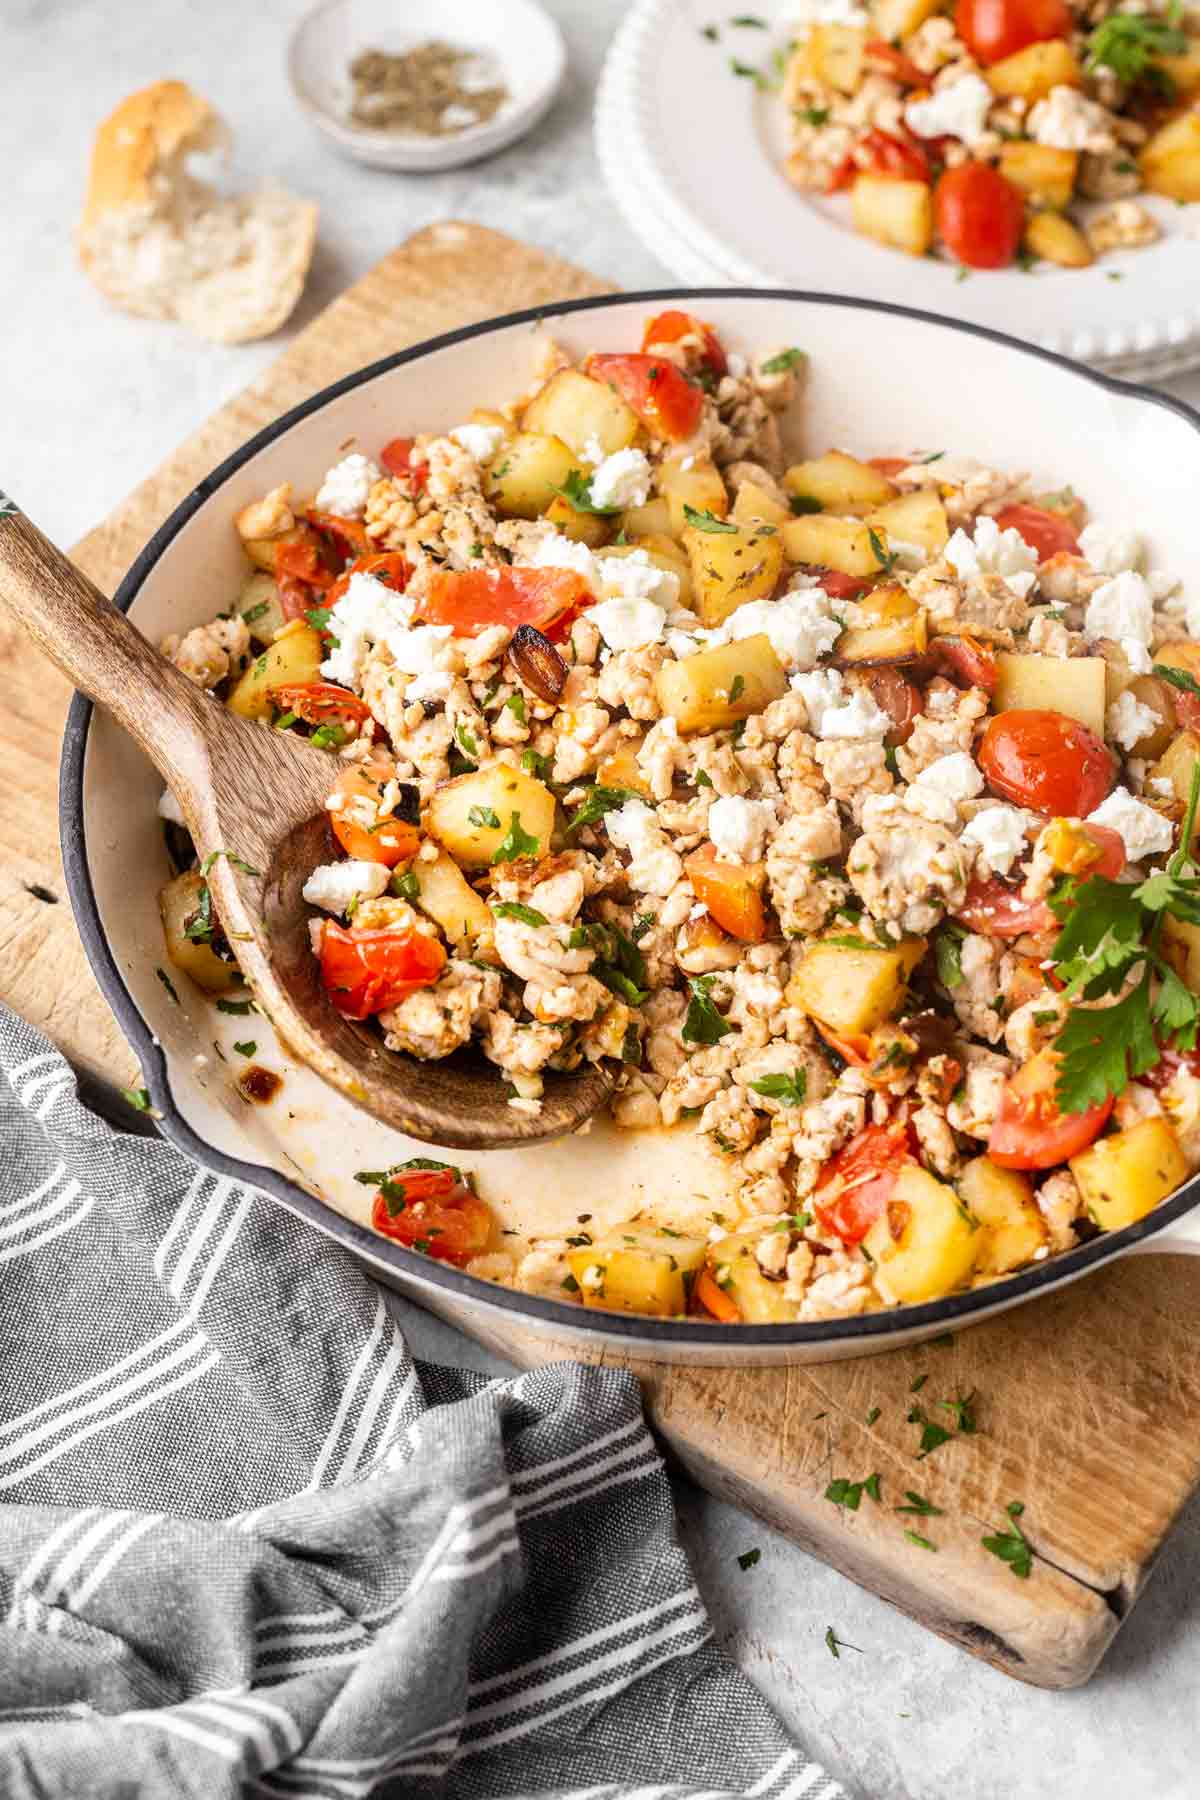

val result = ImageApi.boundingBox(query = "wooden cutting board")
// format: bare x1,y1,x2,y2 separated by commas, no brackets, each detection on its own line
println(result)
5,221,1200,1689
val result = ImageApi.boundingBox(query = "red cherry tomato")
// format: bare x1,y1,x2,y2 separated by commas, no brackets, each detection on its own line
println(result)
327,765,421,867
380,436,428,491
275,527,336,591
277,573,318,623
931,634,997,694
865,40,927,85
830,129,931,192
418,566,591,639
587,353,704,441
935,164,1026,269
856,667,924,745
269,682,370,728
808,567,874,600
304,509,372,565
814,1120,916,1245
956,0,1073,63
641,309,728,380
325,551,412,611
993,504,1081,562
371,1168,495,1266
318,920,445,1019
956,823,1124,937
978,710,1115,816
988,1049,1113,1170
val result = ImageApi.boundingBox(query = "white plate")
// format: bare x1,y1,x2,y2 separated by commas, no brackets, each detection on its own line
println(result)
596,0,1200,377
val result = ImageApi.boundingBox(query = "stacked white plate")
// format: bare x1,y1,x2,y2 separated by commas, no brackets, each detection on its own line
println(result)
596,0,1200,380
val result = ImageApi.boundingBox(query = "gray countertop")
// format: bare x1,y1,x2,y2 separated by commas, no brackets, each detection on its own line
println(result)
4,3,1199,1794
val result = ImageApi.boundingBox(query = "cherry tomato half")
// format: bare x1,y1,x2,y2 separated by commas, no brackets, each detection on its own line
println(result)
419,566,591,639
808,567,874,600
684,844,767,943
988,1049,1113,1170
865,40,927,85
318,919,445,1019
829,129,930,192
371,1168,495,1266
856,667,924,745
270,682,371,728
955,878,1055,938
934,164,1026,269
930,634,997,694
993,503,1081,562
587,353,704,441
956,0,1073,64
380,436,428,491
978,710,1115,816
304,509,371,565
275,525,336,591
328,764,421,867
813,1120,915,1245
641,309,728,380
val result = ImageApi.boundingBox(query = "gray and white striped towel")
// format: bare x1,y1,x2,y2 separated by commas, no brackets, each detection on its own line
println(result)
0,1008,846,1800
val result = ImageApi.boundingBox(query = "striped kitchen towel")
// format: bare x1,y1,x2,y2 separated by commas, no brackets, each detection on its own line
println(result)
0,1010,846,1800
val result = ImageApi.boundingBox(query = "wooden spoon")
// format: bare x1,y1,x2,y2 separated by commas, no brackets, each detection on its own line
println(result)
0,500,613,1147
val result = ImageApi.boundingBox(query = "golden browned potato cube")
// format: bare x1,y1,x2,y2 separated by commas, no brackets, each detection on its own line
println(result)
958,1157,1047,1277
783,451,895,515
1161,913,1200,993
998,142,1079,210
871,0,944,40
682,521,785,626
851,175,934,257
865,488,949,555
569,1228,708,1316
1140,110,1200,201
521,368,640,457
781,514,891,576
1158,39,1200,97
1070,1118,1188,1232
706,1231,801,1323
237,572,286,646
410,850,494,949
1025,211,1093,268
427,765,556,869
619,496,673,539
985,38,1082,101
159,871,240,994
484,431,581,520
787,935,926,1035
836,610,928,664
854,582,918,624
863,1164,980,1304
1151,729,1200,842
543,493,612,547
658,455,729,536
225,623,324,720
810,22,867,91
732,480,792,528
993,654,1107,735
655,635,787,734
597,739,652,798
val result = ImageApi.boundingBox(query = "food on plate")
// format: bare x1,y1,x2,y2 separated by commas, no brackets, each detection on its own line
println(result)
776,1,1200,269
157,308,1200,1322
78,80,317,343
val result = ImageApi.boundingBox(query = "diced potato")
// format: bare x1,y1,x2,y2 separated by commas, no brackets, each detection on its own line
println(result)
1070,1118,1188,1231
856,581,918,624
656,635,787,735
619,496,673,539
467,406,515,441
1152,640,1200,687
781,513,890,577
998,142,1078,210
158,871,240,994
484,431,580,520
521,367,640,457
658,455,729,536
237,572,286,646
1161,913,1200,993
569,1228,707,1317
1158,39,1200,98
597,739,652,798
1151,729,1200,842
871,0,944,42
1139,110,1200,201
732,479,791,528
225,623,324,720
410,850,493,949
958,1157,1046,1277
1025,211,1093,269
682,520,785,626
810,22,867,92
783,451,895,516
707,1231,800,1323
594,540,693,611
864,1164,980,1304
993,653,1107,736
836,610,927,664
851,175,934,258
543,493,612,547
865,488,949,556
786,935,925,1035
985,38,1082,101
427,765,556,869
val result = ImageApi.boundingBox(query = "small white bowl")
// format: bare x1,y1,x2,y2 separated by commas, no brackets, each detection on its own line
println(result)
287,0,566,172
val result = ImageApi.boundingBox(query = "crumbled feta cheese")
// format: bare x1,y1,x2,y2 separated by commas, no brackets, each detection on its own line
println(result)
314,453,381,519
790,667,847,735
1084,569,1154,648
522,531,600,582
589,448,652,511
1078,519,1143,576
302,859,390,916
1107,689,1159,753
1149,775,1175,799
707,794,774,865
1028,86,1116,153
907,751,985,825
320,570,416,687
789,0,869,32
888,538,928,572
596,548,680,611
722,588,842,671
725,351,749,377
821,686,891,741
1087,787,1174,863
580,434,605,467
440,103,479,130
586,596,667,653
384,624,454,675
404,669,455,704
157,787,186,826
960,805,1030,877
450,422,506,463
604,799,683,897
1121,638,1153,674
945,516,1038,598
905,72,993,148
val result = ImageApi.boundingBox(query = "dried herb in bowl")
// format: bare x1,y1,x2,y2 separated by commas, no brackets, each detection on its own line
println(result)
348,42,509,138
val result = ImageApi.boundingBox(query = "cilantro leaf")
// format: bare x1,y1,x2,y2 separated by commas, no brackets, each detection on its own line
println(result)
682,974,733,1046
747,1069,808,1105
490,812,540,864
1086,5,1188,87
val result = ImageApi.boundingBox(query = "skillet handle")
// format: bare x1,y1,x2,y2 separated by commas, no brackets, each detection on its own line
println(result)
0,492,213,783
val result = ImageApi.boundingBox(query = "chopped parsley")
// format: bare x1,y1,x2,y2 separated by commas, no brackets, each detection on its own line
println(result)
491,812,541,864
555,468,621,515
825,1473,882,1511
737,1547,762,1569
1085,2,1188,88
731,12,768,23
682,974,733,1045
521,748,552,780
241,600,270,626
683,504,738,533
156,967,180,1005
564,784,640,837
121,1086,151,1112
306,606,332,629
747,1069,808,1105
728,673,745,704
390,870,420,901
492,900,549,927
216,996,257,1016
505,692,527,723
232,1040,257,1058
904,1529,937,1552
468,804,501,830
908,1406,953,1459
982,1501,1033,1578
895,1490,943,1517
632,911,657,940
865,1406,881,1428
761,346,806,374
311,723,347,751
825,1625,863,1658
455,722,480,763
937,1390,978,1434
868,527,897,575
798,105,830,125
935,922,967,991
1153,662,1200,700
729,56,766,83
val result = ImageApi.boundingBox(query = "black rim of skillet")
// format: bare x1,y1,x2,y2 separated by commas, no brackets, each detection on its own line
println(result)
59,285,1200,1348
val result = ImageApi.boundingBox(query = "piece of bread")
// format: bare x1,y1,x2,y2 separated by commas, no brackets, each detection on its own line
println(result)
78,80,318,345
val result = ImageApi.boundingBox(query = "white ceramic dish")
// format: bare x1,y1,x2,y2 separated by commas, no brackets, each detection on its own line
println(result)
62,291,1200,1367
287,0,566,173
596,0,1200,379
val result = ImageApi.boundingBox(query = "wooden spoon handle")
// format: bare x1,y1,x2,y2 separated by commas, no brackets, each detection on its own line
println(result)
0,492,211,779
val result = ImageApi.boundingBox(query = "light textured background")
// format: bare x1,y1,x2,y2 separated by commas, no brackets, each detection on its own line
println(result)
3,3,1199,1795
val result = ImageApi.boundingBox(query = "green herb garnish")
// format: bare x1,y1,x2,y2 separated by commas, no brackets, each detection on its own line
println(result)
683,504,738,533
982,1501,1032,1579
747,1069,808,1105
682,974,733,1046
493,900,549,927
491,812,541,864
761,346,805,374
